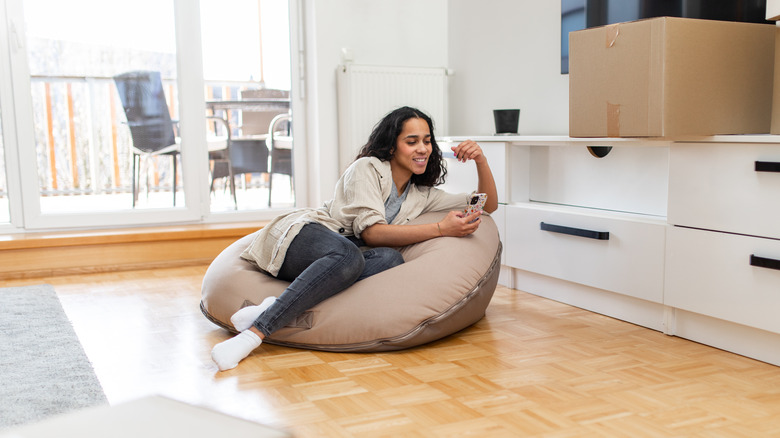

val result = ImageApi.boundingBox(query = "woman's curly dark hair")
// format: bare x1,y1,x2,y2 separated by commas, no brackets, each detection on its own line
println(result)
355,106,447,187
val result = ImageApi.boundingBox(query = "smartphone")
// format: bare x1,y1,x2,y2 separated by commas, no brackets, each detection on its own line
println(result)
464,193,487,222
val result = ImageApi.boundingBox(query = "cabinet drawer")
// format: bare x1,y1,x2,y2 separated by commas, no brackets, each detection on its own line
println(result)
529,145,669,217
505,204,666,303
668,143,780,239
666,226,780,334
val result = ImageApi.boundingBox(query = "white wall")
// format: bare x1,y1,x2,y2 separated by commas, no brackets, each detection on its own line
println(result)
302,1,568,204
303,0,448,205
447,0,569,136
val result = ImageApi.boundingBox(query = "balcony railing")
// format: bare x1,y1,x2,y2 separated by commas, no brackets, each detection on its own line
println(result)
0,75,266,202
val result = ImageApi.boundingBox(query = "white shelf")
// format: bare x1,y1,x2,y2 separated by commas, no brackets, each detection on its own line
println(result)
465,133,780,367
441,134,780,145
441,135,671,147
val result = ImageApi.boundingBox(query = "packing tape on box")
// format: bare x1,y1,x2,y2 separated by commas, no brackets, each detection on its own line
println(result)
606,24,620,136
607,102,620,137
606,24,620,48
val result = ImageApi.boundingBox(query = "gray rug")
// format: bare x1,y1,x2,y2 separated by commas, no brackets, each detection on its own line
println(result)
0,284,107,430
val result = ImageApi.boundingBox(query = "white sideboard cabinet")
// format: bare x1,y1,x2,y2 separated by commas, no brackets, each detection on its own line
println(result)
665,138,780,365
441,135,780,366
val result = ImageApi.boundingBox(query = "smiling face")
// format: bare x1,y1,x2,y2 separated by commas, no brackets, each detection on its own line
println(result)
389,117,432,190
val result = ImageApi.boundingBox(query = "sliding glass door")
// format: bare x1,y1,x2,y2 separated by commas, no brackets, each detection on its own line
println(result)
0,0,22,228
1,0,294,231
201,0,294,213
0,109,9,225
4,0,202,228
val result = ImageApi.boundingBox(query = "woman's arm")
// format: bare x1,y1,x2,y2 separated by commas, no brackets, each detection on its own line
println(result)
452,140,498,213
361,140,498,248
451,140,498,213
360,210,483,247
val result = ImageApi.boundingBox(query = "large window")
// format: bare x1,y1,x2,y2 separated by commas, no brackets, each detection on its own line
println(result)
1,0,294,231
201,0,294,213
0,108,8,224
24,0,181,214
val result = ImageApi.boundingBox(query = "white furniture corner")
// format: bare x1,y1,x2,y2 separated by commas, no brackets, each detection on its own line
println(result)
767,0,780,20
440,135,780,367
0,396,291,438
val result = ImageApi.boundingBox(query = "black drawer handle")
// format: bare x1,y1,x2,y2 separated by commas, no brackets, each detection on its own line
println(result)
750,254,780,271
755,161,780,173
540,222,609,240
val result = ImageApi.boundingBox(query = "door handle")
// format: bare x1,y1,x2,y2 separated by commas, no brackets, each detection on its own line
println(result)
755,161,780,173
750,254,780,271
540,222,609,240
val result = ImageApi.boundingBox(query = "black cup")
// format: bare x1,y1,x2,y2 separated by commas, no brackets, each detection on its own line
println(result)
493,109,520,134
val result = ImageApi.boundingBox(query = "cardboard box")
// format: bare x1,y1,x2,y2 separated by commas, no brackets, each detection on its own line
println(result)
569,17,775,138
772,27,780,133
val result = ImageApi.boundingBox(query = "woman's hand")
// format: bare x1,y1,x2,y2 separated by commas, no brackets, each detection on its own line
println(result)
438,210,482,237
450,140,499,214
362,209,482,247
451,140,487,164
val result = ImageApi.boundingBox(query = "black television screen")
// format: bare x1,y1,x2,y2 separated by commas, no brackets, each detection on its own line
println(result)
561,0,771,73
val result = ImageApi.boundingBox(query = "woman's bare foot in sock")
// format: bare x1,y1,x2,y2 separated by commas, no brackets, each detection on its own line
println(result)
211,329,262,371
230,296,277,331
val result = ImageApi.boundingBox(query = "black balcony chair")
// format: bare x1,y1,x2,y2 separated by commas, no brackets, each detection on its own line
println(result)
209,137,268,205
266,113,293,207
114,70,229,207
209,114,292,207
209,89,292,207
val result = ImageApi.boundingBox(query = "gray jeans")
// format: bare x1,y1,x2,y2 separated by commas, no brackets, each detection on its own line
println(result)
253,222,404,336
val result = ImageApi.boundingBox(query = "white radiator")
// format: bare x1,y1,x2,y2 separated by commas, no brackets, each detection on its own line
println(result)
337,64,448,172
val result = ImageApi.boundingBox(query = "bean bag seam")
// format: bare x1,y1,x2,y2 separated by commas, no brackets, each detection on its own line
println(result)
201,301,235,333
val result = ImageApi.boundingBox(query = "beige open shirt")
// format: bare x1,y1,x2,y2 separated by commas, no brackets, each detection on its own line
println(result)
240,156,471,276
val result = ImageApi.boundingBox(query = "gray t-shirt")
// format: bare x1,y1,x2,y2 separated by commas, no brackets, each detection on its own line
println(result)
384,182,411,224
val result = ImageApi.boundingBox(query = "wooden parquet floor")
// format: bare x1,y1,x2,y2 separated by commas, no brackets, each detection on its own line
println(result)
6,266,780,437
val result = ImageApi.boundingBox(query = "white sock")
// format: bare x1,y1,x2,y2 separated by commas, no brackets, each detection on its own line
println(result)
230,296,277,332
211,330,262,371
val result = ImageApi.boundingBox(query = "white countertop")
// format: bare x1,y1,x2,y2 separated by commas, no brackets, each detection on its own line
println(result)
440,134,780,145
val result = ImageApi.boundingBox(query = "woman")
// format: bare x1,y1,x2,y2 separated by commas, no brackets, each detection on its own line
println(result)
211,106,498,371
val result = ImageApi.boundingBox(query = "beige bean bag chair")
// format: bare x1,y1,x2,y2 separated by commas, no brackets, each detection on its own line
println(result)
201,211,502,352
